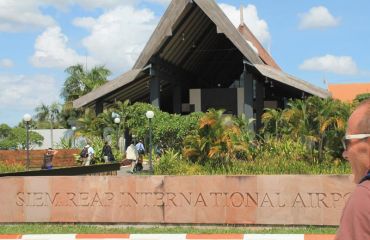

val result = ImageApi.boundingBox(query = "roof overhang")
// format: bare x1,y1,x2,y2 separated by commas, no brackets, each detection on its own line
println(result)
73,69,142,108
254,64,331,98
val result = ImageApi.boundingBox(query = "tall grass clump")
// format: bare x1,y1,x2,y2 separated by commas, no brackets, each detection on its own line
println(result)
0,161,25,173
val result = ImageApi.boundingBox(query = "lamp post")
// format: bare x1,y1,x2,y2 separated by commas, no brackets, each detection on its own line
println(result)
114,117,120,150
23,113,32,171
71,126,77,148
145,110,154,174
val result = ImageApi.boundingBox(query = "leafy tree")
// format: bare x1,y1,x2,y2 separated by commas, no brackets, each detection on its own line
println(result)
34,102,62,148
61,64,111,101
0,127,43,150
59,101,83,128
59,64,111,130
125,102,201,150
0,124,12,139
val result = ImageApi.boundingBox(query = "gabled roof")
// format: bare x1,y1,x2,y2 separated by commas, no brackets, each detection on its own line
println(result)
238,23,281,70
73,0,330,109
133,0,264,69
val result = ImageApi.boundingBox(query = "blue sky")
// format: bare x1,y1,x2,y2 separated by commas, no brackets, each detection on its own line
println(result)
0,0,369,127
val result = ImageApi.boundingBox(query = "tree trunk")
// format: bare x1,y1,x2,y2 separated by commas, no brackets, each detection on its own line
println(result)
50,121,54,148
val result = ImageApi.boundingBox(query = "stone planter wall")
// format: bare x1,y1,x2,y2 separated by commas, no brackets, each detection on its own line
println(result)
0,149,80,168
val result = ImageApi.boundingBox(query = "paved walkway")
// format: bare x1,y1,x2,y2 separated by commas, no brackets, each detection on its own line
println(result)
117,161,150,176
0,234,335,240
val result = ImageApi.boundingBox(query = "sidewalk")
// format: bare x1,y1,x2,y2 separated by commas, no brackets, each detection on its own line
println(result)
117,161,150,176
0,234,335,240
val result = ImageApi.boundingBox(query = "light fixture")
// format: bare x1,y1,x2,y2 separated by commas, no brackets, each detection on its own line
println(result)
146,110,155,174
114,117,120,150
146,110,154,119
270,81,274,88
71,126,77,148
23,113,32,171
23,114,32,122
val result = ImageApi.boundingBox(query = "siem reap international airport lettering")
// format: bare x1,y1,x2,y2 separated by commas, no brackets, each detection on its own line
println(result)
15,191,351,209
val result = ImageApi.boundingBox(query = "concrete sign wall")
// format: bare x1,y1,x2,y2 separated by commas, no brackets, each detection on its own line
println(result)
0,175,354,225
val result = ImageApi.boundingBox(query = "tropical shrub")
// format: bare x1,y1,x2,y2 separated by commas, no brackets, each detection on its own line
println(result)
126,102,202,150
154,149,205,175
261,97,352,163
0,161,25,173
183,109,253,168
354,93,370,103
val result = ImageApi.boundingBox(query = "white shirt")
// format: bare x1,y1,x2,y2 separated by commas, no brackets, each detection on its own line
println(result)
88,146,94,155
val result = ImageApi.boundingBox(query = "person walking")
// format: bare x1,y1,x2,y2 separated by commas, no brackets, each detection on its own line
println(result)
79,145,88,165
102,141,114,163
135,140,145,161
126,143,139,173
81,144,94,166
335,99,370,240
41,148,58,170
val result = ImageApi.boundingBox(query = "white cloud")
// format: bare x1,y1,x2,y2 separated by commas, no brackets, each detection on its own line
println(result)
0,58,14,68
0,0,56,32
60,0,136,10
72,17,96,29
30,26,97,69
299,6,340,30
146,0,171,5
0,74,60,110
37,0,168,11
219,3,271,47
299,55,358,75
0,0,169,32
75,6,158,72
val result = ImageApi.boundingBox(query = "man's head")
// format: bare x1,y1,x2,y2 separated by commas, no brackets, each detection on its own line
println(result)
343,99,370,183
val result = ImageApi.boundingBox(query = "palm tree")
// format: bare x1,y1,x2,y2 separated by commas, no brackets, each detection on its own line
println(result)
76,108,99,137
183,109,248,166
61,64,111,101
34,102,61,148
261,108,284,137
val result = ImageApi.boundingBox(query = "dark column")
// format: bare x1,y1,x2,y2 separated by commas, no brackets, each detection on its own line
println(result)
149,65,161,108
95,100,103,115
255,79,264,130
241,69,254,126
172,80,182,113
150,77,160,107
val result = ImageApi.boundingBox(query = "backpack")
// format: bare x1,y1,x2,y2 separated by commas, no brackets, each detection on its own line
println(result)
80,148,88,158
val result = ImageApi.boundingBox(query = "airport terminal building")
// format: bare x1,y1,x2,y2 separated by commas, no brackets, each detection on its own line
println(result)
73,0,330,129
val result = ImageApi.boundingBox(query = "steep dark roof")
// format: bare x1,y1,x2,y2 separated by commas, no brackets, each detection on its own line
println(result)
73,0,330,109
